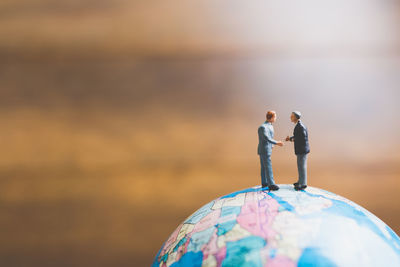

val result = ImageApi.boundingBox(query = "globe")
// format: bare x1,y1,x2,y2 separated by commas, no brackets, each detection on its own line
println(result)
152,184,400,267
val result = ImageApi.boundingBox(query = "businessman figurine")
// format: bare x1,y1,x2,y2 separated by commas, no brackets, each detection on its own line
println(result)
286,111,310,191
257,110,284,191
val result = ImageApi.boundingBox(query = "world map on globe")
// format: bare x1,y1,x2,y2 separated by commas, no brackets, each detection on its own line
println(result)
152,184,400,267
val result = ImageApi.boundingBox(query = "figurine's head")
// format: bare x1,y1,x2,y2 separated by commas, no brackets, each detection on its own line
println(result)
266,110,276,123
291,111,301,123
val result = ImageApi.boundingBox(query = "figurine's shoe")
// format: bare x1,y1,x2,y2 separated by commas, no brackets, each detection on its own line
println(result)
293,182,299,187
269,184,280,191
295,185,307,191
261,184,269,189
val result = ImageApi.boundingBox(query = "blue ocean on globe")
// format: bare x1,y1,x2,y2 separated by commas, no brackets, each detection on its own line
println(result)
152,184,400,267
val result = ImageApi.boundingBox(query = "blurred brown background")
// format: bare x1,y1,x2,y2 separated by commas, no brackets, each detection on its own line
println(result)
0,0,400,266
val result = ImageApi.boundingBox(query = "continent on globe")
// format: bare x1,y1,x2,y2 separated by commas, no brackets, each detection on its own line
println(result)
152,184,400,267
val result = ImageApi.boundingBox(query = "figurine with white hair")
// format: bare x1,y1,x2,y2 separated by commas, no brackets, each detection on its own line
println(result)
286,111,310,191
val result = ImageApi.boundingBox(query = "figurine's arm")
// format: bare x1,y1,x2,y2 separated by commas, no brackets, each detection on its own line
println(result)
299,126,307,138
289,125,306,141
262,127,277,145
285,134,294,141
295,126,308,141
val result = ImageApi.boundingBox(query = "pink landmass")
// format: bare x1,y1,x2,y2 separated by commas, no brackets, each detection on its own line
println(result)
237,192,279,240
265,255,296,267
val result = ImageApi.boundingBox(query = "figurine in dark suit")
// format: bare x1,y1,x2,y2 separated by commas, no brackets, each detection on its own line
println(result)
258,111,284,191
286,111,310,191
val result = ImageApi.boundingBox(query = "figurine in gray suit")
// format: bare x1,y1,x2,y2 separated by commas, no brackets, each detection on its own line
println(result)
257,111,284,191
286,111,310,191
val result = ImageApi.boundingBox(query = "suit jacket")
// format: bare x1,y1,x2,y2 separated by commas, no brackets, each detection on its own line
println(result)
290,121,310,155
257,121,277,156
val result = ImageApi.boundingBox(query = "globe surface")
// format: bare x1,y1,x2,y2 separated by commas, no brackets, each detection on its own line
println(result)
152,184,400,267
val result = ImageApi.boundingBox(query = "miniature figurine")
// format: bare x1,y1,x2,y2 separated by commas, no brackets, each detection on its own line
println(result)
257,110,284,191
286,111,310,191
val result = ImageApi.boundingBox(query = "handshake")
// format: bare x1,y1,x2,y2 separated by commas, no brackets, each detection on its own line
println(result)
276,136,293,147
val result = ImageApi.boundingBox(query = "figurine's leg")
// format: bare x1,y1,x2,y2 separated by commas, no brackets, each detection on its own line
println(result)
303,154,308,185
259,155,267,186
265,155,275,186
297,154,307,186
297,154,302,185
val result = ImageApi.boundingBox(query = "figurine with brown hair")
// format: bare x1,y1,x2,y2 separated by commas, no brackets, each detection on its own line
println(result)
257,110,284,191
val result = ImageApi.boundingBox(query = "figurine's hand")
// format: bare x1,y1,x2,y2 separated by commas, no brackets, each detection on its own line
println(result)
285,136,290,141
276,141,284,147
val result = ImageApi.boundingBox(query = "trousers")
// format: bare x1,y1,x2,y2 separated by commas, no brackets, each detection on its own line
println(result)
297,153,308,186
259,154,275,186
